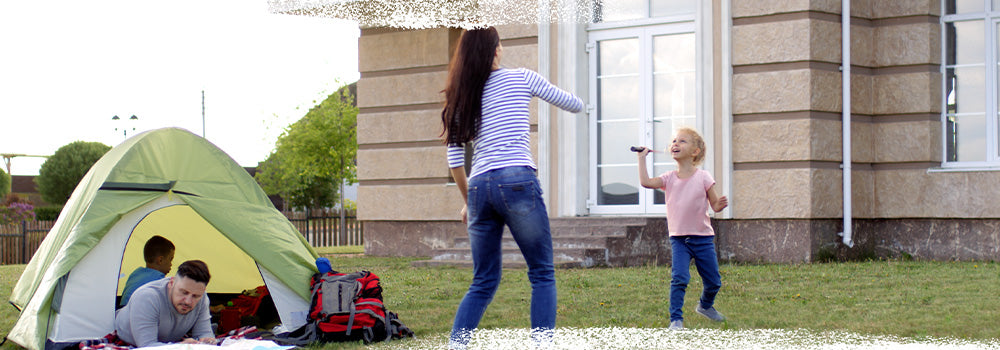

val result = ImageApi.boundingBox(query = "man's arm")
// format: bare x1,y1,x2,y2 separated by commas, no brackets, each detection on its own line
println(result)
125,293,170,347
189,297,216,342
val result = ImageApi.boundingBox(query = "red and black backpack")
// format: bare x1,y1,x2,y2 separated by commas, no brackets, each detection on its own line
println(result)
274,270,413,345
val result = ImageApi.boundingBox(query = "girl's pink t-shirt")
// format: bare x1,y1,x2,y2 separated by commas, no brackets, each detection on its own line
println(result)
659,169,716,236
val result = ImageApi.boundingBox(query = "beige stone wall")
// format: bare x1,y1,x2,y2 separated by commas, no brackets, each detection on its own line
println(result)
732,118,843,163
731,0,840,17
733,1,1000,219
355,25,543,255
865,2,1000,218
356,27,455,225
731,6,848,219
875,170,1000,217
356,25,540,225
358,29,454,72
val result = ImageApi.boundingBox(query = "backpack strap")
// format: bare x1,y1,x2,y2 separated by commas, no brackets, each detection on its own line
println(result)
271,322,319,346
361,327,375,344
385,311,414,341
345,304,385,337
344,296,357,336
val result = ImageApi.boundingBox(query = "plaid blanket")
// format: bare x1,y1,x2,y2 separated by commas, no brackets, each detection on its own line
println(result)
78,332,130,350
79,326,262,350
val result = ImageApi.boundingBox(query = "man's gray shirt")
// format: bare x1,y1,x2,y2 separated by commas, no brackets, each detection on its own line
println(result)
114,277,213,347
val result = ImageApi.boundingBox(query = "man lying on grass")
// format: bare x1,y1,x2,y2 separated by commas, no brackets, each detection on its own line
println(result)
113,260,216,346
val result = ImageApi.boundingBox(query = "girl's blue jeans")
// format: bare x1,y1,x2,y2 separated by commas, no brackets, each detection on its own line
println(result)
449,166,556,348
669,235,722,321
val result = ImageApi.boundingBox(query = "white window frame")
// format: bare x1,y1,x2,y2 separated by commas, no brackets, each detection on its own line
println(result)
940,0,1000,170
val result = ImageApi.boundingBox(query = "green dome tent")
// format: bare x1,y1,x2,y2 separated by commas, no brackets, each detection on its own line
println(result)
7,128,319,350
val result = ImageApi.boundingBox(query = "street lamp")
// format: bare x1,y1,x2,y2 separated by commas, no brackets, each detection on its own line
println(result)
112,115,139,140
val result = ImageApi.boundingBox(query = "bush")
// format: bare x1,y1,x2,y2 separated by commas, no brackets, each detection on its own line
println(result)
339,198,357,211
0,168,9,199
0,194,35,225
36,141,111,205
34,205,63,221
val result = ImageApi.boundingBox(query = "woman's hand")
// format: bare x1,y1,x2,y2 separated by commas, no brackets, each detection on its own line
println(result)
460,204,468,224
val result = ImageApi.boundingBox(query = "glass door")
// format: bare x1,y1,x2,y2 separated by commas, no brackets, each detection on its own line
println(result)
588,23,697,215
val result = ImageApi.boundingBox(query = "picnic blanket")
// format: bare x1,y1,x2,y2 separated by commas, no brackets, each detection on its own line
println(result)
79,326,294,350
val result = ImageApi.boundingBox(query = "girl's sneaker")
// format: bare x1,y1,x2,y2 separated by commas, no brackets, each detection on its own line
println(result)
668,320,684,330
695,305,726,322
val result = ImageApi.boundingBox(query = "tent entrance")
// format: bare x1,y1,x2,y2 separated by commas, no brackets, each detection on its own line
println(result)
118,204,264,295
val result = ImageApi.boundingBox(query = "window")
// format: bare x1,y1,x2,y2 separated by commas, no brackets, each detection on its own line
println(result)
594,0,695,22
943,0,1000,165
587,1,700,214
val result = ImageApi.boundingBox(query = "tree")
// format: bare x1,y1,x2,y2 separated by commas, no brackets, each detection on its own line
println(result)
256,84,358,212
36,141,111,205
0,167,9,199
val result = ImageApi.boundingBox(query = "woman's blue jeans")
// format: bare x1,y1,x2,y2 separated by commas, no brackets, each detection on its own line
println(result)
669,235,722,322
449,166,556,347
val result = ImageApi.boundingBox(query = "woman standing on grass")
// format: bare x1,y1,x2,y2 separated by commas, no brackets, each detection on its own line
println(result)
441,26,583,349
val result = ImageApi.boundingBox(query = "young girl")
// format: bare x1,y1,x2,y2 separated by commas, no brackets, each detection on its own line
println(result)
636,127,728,330
441,27,584,349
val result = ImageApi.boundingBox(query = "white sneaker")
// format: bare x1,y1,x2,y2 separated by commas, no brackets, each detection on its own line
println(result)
668,320,684,330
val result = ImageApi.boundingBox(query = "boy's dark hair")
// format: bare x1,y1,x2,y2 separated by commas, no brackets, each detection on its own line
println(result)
143,235,175,263
176,260,211,284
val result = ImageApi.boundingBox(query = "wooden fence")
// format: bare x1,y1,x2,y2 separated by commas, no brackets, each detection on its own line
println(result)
285,211,363,247
0,212,362,265
0,220,54,265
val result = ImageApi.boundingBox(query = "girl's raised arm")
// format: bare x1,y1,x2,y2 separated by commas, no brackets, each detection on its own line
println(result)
637,148,664,189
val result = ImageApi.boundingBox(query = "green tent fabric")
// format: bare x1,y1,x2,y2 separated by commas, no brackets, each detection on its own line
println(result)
7,128,319,350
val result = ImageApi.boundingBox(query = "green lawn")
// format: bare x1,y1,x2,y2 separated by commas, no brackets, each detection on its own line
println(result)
2,257,998,349
313,245,364,255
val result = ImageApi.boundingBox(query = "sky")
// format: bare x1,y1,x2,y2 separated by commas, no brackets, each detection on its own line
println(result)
0,0,360,176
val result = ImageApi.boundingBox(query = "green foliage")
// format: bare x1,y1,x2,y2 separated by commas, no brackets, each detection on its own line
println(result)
33,205,63,221
35,141,111,205
341,198,357,211
313,245,364,255
0,168,10,198
256,84,358,211
289,176,338,211
0,194,34,225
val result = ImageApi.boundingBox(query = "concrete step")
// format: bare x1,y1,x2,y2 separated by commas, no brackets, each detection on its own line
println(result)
410,259,588,269
451,235,617,249
549,217,649,236
428,247,607,266
410,217,653,269
549,217,649,226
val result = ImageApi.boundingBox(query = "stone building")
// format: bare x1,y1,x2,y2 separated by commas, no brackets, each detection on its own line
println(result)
282,0,1000,264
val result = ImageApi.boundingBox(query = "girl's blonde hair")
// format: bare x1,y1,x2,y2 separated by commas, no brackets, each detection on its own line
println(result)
676,127,707,166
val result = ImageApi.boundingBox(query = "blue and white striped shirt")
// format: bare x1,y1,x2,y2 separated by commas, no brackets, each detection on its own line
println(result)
447,68,584,179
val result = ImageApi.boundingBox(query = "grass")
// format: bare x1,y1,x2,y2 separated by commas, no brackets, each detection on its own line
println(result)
2,258,999,349
314,245,365,255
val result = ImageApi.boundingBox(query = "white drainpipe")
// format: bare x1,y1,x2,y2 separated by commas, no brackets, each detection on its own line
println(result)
839,0,854,248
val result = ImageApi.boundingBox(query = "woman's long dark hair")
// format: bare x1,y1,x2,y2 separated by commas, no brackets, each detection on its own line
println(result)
441,27,500,147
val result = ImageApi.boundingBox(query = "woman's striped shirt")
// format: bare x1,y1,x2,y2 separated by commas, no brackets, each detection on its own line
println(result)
447,68,583,179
